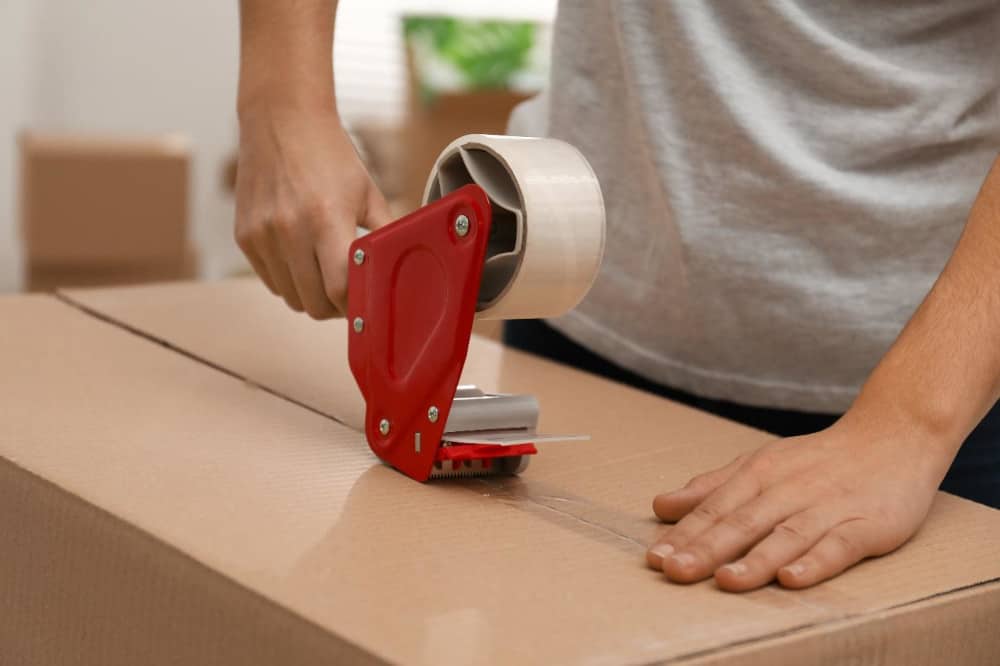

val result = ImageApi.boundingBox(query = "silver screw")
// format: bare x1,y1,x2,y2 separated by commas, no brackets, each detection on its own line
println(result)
353,248,366,265
427,405,439,423
454,214,470,237
378,418,391,436
352,317,364,333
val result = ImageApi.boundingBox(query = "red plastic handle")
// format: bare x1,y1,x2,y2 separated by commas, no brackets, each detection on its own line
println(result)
347,185,494,481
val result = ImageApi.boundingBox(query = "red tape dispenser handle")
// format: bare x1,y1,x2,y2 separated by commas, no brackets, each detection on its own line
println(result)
347,185,531,481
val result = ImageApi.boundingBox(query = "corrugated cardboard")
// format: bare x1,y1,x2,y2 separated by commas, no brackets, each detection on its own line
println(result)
18,132,191,271
3,280,998,664
1,296,379,665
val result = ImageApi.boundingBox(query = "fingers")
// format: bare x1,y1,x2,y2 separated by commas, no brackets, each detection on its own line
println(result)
777,518,882,589
286,247,338,320
652,503,877,590
235,228,277,295
714,508,835,591
238,201,354,319
659,489,814,584
646,470,760,576
364,185,393,230
266,202,338,320
315,226,353,314
241,205,357,319
652,455,746,523
312,189,394,313
255,228,304,313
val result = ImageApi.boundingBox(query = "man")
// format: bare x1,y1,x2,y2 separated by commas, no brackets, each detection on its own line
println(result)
235,1,1000,592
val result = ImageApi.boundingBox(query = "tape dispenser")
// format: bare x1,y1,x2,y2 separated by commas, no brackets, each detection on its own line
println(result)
347,135,605,481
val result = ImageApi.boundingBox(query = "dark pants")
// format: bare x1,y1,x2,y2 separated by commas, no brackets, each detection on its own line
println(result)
505,319,1000,509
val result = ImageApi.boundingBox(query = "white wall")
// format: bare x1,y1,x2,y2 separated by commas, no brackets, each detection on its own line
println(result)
0,0,557,293
0,1,38,291
19,0,243,285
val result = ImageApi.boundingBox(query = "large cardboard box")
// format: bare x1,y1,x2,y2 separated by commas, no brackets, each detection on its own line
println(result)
401,89,530,211
19,132,195,290
2,279,999,665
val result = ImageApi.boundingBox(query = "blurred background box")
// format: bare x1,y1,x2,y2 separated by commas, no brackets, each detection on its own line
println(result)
19,132,196,291
397,16,546,211
0,4,558,294
26,247,198,292
401,88,530,211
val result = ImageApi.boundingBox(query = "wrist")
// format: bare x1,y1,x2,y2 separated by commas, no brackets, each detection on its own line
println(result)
236,0,337,129
237,91,341,132
835,380,964,472
237,83,338,124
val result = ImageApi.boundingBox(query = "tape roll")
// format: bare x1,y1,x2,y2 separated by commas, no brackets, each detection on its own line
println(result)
424,134,605,320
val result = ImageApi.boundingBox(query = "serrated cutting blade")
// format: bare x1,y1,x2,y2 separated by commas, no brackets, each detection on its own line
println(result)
428,455,530,479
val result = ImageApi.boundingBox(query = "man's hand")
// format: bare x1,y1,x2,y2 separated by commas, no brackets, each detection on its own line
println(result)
234,109,391,318
647,155,1000,591
235,0,389,318
646,415,951,591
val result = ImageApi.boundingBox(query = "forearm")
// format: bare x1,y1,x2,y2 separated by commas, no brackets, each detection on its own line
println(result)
845,156,1000,457
237,0,338,118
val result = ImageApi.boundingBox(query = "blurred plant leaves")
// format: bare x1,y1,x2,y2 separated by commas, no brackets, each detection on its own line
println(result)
403,16,538,95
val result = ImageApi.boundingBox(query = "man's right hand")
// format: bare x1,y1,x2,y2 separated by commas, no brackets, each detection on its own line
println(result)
235,0,389,319
234,108,392,319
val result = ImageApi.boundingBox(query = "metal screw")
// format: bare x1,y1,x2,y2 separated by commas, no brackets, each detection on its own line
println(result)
353,248,366,265
353,317,364,333
427,405,439,423
454,214,470,237
378,418,391,436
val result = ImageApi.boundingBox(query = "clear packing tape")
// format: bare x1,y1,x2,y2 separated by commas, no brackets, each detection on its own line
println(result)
424,134,606,320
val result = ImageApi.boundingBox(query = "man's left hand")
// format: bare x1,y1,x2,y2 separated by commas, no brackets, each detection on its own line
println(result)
646,417,952,591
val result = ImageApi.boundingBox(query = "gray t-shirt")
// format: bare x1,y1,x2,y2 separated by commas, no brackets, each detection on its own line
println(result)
531,1,1000,413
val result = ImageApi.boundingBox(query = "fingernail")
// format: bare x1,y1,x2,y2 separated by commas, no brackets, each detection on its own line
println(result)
722,562,748,577
647,543,674,565
671,552,696,568
782,563,806,577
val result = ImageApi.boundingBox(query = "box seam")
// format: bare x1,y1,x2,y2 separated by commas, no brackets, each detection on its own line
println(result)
56,291,345,425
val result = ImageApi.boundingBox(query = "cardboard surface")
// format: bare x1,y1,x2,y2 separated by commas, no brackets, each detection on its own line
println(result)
34,278,1000,664
2,294,827,665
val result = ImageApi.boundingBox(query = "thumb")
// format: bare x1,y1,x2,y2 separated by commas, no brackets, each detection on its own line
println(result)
363,184,394,230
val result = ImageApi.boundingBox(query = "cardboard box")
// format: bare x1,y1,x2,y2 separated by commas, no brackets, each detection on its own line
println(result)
26,245,198,292
2,279,999,665
398,17,543,211
400,89,531,211
19,132,193,288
